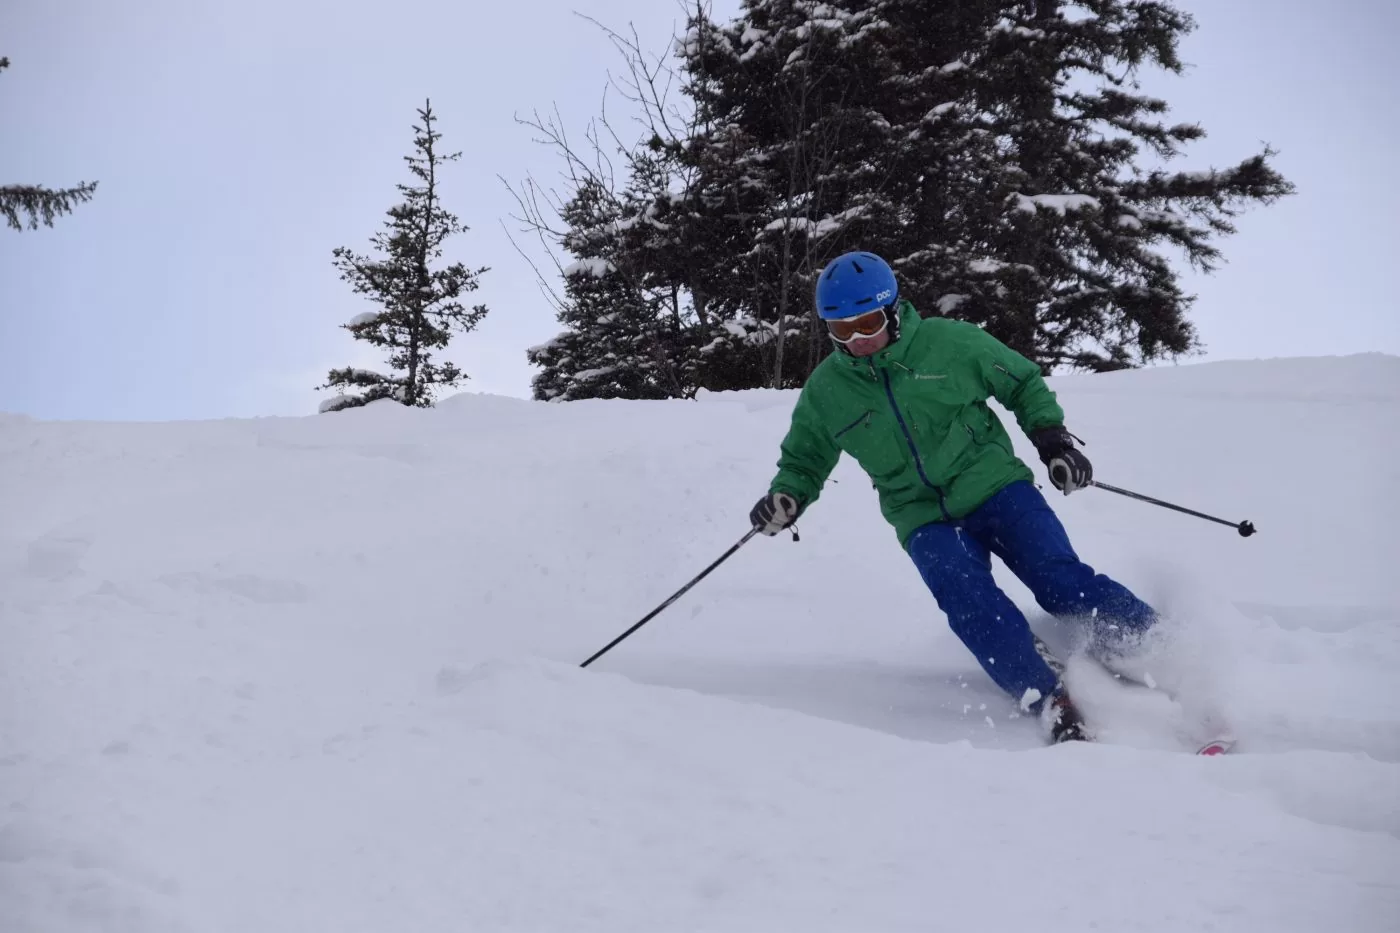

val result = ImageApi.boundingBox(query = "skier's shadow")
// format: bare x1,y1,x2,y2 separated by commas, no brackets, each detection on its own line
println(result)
621,652,1048,751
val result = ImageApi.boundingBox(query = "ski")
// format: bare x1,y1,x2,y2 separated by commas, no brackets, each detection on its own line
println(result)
1033,633,1237,755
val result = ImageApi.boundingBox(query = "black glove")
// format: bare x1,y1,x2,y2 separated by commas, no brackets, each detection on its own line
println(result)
1029,426,1092,495
750,492,800,535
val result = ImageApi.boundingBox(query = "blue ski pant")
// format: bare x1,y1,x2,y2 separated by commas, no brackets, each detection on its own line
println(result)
906,480,1157,708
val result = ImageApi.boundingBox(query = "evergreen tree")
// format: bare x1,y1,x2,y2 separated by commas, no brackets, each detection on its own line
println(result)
522,0,1292,395
526,177,691,401
656,0,1293,380
932,0,1296,370
319,100,488,412
525,258,670,402
1,57,98,231
669,2,902,388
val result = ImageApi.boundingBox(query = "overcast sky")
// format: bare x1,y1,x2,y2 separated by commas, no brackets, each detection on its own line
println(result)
2,0,1396,421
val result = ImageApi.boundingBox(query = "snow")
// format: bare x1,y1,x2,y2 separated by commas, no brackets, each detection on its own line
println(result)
525,333,565,355
762,206,867,239
1123,205,1192,233
792,18,849,42
935,293,970,314
612,204,671,233
316,395,358,413
346,311,381,327
3,354,1400,930
563,258,614,278
967,257,1018,274
570,365,620,382
992,20,1047,40
1011,192,1103,215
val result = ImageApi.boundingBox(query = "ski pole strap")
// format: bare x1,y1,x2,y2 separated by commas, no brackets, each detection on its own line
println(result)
1089,481,1256,537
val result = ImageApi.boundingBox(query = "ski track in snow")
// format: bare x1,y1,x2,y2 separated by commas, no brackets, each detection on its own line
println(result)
1,355,1399,931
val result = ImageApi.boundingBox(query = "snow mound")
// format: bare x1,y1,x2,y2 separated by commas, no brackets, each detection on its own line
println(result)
3,355,1398,930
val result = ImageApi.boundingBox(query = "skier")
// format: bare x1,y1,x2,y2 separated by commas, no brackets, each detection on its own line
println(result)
749,251,1159,743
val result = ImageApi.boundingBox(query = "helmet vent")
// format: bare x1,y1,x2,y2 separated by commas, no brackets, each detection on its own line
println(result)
851,260,865,273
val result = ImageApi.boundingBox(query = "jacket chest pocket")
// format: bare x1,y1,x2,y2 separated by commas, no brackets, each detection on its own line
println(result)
931,403,1013,476
958,402,1010,451
958,403,994,442
832,409,904,479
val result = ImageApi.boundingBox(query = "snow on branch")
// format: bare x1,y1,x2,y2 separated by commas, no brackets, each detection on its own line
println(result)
966,257,1038,276
1009,193,1102,215
564,258,617,278
318,396,361,413
761,205,868,239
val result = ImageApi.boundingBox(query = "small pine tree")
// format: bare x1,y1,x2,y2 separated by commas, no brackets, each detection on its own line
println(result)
319,100,487,412
525,175,692,402
527,258,676,401
1,57,98,231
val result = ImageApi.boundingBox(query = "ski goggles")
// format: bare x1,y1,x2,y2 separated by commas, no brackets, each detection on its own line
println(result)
826,307,891,343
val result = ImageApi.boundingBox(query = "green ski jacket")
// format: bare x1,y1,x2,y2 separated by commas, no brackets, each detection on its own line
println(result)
769,300,1066,548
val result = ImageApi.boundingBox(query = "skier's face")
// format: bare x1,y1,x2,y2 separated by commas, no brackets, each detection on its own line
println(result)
843,329,891,357
827,307,893,358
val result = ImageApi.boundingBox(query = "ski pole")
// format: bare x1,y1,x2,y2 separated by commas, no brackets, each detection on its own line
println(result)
1089,480,1256,537
580,527,760,668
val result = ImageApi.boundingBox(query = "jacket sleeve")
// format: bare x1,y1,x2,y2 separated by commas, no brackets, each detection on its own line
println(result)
961,322,1065,434
769,387,841,511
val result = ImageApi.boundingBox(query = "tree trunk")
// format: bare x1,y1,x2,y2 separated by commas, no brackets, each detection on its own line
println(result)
406,310,421,405
408,99,437,406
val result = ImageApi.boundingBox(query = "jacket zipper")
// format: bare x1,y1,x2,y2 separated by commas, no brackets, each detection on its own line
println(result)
834,410,873,439
994,362,1022,383
881,368,951,520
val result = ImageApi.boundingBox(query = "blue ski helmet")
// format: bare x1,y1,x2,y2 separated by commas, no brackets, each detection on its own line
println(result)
815,251,898,320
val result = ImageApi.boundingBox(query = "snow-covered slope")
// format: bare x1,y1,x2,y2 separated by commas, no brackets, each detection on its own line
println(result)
3,354,1398,931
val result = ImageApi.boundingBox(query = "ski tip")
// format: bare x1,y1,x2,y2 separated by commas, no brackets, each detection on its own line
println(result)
1196,739,1235,756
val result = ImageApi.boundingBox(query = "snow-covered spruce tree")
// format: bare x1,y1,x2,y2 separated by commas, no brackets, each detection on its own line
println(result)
525,176,689,401
319,100,487,412
525,258,671,401
880,0,1295,370
667,2,906,389
1,57,98,232
662,1,1007,386
661,0,1294,378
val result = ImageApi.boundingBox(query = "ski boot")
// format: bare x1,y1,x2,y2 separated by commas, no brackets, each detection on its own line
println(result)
1043,687,1089,744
